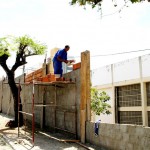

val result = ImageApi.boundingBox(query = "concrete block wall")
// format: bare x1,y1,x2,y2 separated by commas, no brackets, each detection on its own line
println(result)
20,69,80,137
0,74,25,116
1,82,14,115
0,69,81,138
86,121,150,150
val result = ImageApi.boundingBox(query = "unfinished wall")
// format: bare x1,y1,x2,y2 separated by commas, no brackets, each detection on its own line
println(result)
25,69,80,137
0,75,25,116
0,69,81,138
86,121,150,150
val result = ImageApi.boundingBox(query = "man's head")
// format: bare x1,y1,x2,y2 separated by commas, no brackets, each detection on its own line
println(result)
64,45,70,51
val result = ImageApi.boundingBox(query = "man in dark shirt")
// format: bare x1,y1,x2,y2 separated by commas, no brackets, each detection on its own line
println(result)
53,45,74,77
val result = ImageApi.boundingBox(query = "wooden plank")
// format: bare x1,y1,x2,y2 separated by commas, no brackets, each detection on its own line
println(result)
81,51,87,110
86,51,91,121
80,51,86,143
61,140,80,142
80,110,86,143
80,51,90,143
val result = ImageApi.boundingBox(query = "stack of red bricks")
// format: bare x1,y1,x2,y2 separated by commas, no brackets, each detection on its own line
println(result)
36,74,73,82
25,68,43,82
25,62,81,83
73,62,81,70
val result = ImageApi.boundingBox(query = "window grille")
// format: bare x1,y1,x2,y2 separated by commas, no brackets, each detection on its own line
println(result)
118,111,142,125
146,82,150,106
117,84,141,107
148,112,150,127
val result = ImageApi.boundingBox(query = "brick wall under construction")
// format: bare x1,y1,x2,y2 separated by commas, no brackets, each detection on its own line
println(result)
0,69,81,138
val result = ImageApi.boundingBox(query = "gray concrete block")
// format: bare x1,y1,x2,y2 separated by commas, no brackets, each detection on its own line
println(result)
135,126,145,136
115,141,126,150
120,124,127,133
114,124,120,130
127,125,136,135
122,133,129,142
129,135,139,144
114,132,122,141
144,137,150,147
125,143,134,150
144,127,150,138
138,137,147,147
133,145,144,150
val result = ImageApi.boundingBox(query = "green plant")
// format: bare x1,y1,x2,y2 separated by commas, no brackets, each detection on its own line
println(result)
70,0,149,9
0,35,47,127
91,88,111,115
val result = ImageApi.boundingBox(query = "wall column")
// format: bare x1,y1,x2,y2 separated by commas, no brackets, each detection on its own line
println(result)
80,51,90,143
111,64,115,123
139,56,148,126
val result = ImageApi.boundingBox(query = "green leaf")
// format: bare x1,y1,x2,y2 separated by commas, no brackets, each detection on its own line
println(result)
91,88,111,116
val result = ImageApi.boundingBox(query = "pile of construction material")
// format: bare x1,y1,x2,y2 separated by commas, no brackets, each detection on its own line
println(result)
25,62,81,83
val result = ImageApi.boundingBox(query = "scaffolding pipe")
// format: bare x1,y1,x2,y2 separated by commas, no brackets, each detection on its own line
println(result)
19,111,33,116
32,79,35,145
18,79,21,137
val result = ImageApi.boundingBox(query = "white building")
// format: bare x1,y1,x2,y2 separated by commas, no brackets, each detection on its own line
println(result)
91,54,150,127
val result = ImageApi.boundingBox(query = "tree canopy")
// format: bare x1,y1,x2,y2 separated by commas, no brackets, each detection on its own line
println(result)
91,88,111,116
70,0,150,8
0,35,46,57
0,35,47,127
0,35,47,72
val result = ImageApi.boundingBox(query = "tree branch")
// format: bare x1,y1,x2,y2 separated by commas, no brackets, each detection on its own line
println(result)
0,54,10,73
25,53,37,57
0,60,10,74
11,61,27,72
11,44,27,72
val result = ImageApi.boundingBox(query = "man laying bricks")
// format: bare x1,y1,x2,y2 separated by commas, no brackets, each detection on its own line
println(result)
53,45,75,77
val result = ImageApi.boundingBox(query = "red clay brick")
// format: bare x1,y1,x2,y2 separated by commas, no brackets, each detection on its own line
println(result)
73,62,81,70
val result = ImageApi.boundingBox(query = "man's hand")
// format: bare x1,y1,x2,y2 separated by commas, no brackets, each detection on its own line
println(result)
69,60,75,63
64,60,75,64
64,60,68,63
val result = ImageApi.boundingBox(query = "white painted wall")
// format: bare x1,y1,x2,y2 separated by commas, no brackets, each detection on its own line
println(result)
92,54,150,86
113,57,140,82
91,65,112,86
142,54,150,77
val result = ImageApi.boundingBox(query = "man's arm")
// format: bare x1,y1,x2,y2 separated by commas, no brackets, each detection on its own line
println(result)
57,56,75,64
57,56,68,63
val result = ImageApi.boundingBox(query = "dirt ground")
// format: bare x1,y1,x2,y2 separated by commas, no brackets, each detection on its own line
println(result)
0,113,100,150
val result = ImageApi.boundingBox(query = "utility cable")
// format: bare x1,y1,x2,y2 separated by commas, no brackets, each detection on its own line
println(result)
73,48,150,58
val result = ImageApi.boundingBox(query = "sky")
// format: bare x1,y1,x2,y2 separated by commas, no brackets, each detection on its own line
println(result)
0,0,150,77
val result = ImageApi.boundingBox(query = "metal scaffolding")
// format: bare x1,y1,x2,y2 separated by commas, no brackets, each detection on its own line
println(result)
18,79,77,146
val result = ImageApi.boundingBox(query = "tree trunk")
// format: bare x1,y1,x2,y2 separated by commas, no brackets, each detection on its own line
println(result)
7,71,23,126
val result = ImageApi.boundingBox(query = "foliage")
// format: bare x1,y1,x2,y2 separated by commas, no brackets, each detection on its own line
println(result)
0,35,47,72
0,35,47,57
91,88,111,115
0,35,47,127
70,0,149,9
15,35,46,55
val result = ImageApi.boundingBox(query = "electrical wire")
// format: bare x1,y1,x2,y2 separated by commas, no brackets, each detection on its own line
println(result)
91,49,150,57
73,48,150,58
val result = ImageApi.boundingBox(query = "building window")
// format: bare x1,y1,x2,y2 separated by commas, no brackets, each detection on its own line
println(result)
148,112,150,127
146,82,150,106
118,111,142,125
117,84,141,107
